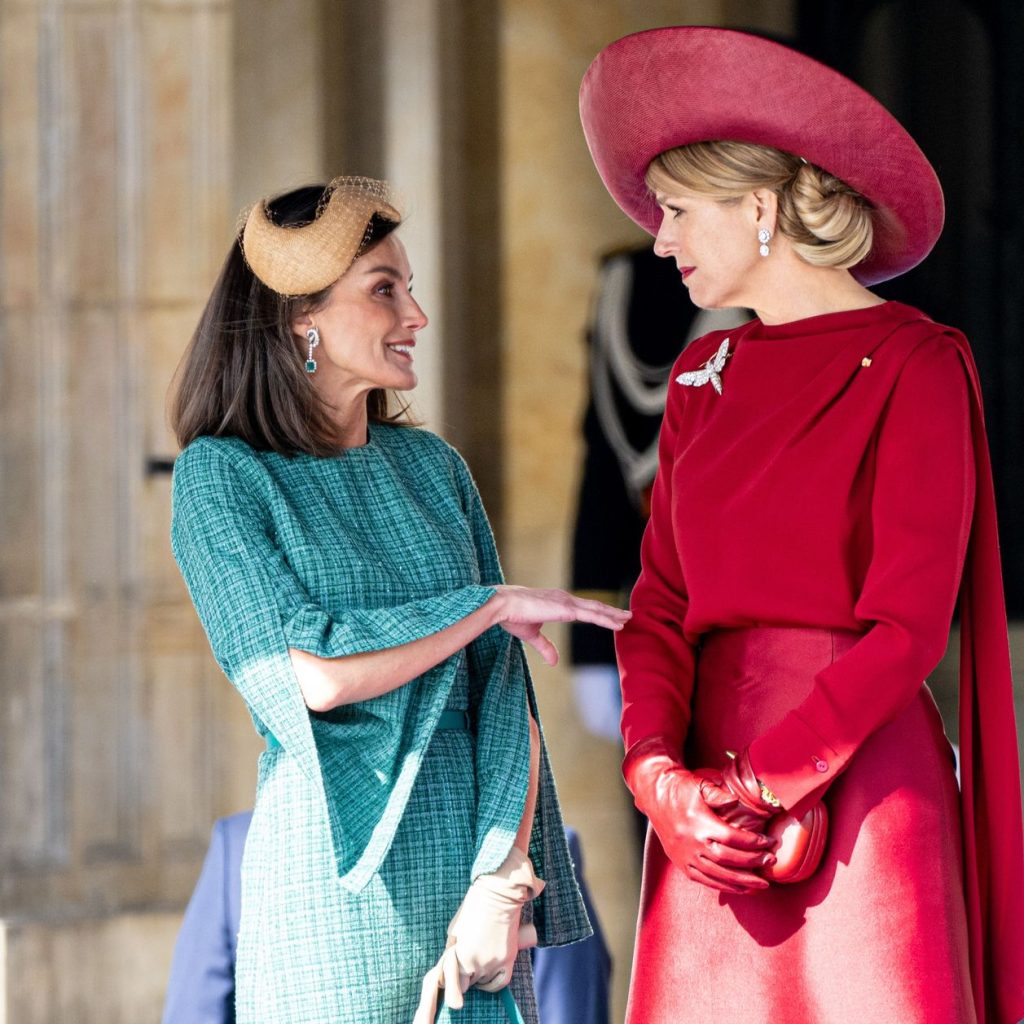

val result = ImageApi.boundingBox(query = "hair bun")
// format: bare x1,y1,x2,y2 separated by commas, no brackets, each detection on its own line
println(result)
782,163,873,268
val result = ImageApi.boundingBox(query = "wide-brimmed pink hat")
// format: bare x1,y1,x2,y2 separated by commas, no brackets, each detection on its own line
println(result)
579,27,944,285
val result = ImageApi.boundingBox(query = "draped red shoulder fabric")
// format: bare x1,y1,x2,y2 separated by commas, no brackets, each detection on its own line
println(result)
942,323,1024,1024
879,317,1024,1023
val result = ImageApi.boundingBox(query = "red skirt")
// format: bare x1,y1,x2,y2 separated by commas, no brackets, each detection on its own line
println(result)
626,627,976,1024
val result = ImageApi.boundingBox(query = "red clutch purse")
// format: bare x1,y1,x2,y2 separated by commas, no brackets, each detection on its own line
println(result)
762,801,828,884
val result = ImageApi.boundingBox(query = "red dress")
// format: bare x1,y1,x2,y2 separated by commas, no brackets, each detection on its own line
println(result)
616,302,1024,1024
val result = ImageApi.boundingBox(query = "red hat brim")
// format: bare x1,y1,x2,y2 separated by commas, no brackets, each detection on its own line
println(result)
579,27,944,285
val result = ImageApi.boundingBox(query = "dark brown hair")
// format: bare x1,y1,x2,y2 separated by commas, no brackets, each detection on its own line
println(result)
170,184,413,457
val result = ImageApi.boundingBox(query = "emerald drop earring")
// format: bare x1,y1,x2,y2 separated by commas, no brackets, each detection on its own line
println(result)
305,327,320,373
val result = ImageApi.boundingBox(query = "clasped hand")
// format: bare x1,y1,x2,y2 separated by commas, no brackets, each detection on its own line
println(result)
491,585,631,666
625,738,777,895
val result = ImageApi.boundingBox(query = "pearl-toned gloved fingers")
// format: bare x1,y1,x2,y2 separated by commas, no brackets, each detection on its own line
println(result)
412,847,544,1021
411,920,538,1021
412,944,461,1024
444,847,544,989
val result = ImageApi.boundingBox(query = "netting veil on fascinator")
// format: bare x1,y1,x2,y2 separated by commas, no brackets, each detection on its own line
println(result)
240,176,402,296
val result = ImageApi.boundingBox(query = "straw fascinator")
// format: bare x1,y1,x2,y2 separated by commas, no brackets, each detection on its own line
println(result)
579,27,944,285
240,176,402,296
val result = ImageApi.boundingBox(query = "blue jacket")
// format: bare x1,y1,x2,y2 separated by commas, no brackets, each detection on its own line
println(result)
163,814,610,1024
532,827,612,1024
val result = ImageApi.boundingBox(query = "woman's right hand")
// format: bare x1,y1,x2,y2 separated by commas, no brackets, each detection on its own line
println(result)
489,585,631,666
412,849,542,1023
624,737,776,894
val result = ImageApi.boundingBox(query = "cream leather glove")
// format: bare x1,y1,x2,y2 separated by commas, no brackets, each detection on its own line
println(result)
413,945,461,1024
412,847,544,1022
447,847,544,990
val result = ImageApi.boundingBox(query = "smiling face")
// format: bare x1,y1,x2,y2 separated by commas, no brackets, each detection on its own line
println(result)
652,187,767,310
295,233,427,406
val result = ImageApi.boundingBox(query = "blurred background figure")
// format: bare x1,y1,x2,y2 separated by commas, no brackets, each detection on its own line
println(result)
530,828,612,1024
569,244,747,740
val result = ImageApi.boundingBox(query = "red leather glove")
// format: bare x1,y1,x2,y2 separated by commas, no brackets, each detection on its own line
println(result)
623,738,776,895
719,749,777,831
718,748,829,885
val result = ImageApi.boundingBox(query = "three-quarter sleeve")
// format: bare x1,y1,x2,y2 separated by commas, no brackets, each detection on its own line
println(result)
748,336,975,813
171,439,496,737
614,352,697,756
446,450,530,872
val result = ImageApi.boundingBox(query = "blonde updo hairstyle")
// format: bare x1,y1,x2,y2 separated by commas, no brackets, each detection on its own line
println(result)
646,141,874,270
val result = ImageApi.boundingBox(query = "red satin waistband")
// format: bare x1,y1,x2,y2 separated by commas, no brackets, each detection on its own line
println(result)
698,624,863,663
688,625,865,767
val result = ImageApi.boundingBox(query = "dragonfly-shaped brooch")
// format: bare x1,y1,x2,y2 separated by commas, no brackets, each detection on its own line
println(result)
675,337,732,395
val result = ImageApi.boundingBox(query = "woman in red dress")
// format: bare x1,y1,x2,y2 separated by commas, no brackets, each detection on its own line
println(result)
579,27,1024,1024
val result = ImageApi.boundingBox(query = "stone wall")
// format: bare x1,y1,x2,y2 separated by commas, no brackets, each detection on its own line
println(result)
0,914,180,1022
0,0,251,917
0,1,255,1018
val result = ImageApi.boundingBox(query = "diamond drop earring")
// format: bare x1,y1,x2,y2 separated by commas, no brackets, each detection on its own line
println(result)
758,228,772,258
305,326,320,373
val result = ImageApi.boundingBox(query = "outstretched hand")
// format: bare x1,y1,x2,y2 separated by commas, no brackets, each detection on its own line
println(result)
490,585,631,665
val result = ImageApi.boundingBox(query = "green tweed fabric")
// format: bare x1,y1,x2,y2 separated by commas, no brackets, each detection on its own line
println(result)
171,425,589,1022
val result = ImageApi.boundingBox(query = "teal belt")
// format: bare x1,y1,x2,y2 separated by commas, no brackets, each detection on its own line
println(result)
437,709,471,731
263,709,470,750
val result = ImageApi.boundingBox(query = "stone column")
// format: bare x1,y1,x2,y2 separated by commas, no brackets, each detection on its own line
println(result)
0,1,255,1019
381,0,445,431
0,0,477,1016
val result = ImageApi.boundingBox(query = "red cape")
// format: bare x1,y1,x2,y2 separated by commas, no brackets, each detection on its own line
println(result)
946,321,1024,1024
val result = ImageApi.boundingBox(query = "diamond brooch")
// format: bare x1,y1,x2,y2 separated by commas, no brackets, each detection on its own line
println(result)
676,337,731,396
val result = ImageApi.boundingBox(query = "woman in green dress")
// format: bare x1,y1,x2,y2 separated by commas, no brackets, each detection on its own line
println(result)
169,177,628,1023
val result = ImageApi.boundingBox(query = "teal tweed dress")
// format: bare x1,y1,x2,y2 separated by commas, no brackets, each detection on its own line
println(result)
171,424,589,1023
